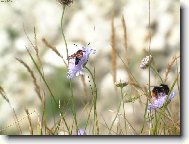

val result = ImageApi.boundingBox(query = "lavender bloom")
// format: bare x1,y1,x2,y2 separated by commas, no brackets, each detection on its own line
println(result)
147,92,176,112
77,129,86,135
67,47,96,79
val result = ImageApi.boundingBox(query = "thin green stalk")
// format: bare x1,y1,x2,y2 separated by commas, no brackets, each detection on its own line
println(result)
176,59,180,95
109,100,122,134
150,65,163,83
140,98,148,133
148,0,151,109
61,5,68,62
9,103,22,134
25,47,58,105
53,114,70,135
84,98,94,131
85,66,99,134
147,0,152,135
120,87,127,134
69,80,78,134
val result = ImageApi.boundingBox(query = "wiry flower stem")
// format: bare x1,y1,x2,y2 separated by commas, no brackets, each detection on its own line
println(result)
61,5,69,64
85,66,99,134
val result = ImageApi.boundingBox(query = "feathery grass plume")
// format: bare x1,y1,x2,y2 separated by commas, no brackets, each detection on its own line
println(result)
164,55,180,83
25,108,34,135
121,15,127,53
121,15,130,66
42,38,67,66
16,58,42,102
57,0,73,6
33,27,40,62
111,14,117,83
0,86,9,103
0,86,22,134
23,26,44,76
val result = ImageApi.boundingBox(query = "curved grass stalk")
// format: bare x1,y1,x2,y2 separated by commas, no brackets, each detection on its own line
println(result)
150,65,163,83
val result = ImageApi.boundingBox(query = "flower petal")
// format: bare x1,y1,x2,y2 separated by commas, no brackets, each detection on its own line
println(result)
67,47,95,79
147,92,176,112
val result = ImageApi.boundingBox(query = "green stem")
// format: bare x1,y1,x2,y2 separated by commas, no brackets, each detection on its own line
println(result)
109,101,122,134
61,5,69,62
69,80,78,134
150,65,163,83
85,66,99,134
26,47,58,105
120,87,127,134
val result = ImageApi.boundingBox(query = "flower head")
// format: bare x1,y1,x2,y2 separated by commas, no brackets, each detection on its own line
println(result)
67,46,96,79
147,91,176,112
115,80,128,88
140,55,153,69
57,0,73,6
77,129,86,135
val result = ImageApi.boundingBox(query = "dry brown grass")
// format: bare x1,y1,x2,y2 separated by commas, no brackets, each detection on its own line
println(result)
164,55,180,83
111,14,117,83
16,58,42,102
0,86,9,103
42,38,67,66
25,108,34,135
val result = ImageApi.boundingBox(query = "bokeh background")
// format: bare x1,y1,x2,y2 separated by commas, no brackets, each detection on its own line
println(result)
0,0,180,135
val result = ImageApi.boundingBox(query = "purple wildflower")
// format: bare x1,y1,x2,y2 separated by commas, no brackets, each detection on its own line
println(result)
147,91,176,112
67,47,96,79
77,129,86,135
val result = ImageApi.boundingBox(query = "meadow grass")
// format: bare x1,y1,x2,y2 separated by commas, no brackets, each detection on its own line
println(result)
0,0,180,135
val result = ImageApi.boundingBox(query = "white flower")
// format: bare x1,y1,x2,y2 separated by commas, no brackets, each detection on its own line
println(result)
140,55,153,69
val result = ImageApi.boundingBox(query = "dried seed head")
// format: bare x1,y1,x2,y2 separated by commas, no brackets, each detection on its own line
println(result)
140,55,153,69
57,0,73,6
115,81,128,88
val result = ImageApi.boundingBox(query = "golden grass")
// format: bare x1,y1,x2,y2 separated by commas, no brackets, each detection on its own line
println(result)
164,55,180,83
42,38,67,66
25,108,34,135
16,58,42,102
111,14,117,83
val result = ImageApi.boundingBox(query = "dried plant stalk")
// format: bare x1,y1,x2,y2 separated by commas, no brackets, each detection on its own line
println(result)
33,27,39,61
111,14,117,83
0,86,22,134
16,58,42,102
164,55,180,83
25,108,34,135
0,110,35,133
121,15,128,54
0,86,9,103
42,38,67,66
